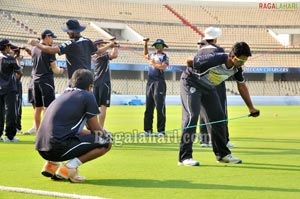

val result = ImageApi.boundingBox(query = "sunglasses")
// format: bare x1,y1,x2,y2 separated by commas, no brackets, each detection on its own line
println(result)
155,44,164,47
234,56,247,65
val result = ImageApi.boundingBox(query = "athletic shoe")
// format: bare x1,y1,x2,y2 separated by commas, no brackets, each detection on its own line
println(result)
0,137,3,142
4,136,20,142
200,143,208,147
139,132,152,137
227,141,235,148
41,161,60,177
218,154,242,164
200,142,212,147
200,143,209,147
156,132,166,137
56,164,86,183
23,127,36,135
178,158,200,166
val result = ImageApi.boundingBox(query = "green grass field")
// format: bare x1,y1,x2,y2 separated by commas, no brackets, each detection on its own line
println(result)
0,105,300,199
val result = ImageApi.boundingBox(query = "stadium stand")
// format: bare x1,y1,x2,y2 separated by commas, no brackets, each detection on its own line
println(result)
166,3,300,26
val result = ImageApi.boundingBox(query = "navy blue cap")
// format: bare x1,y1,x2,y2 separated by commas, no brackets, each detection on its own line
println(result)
0,39,11,47
41,29,57,38
152,39,168,48
61,19,86,33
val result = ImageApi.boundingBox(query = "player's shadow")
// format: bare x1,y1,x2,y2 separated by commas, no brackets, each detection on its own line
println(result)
1,140,34,145
242,162,300,172
233,137,300,144
85,179,300,192
206,162,300,172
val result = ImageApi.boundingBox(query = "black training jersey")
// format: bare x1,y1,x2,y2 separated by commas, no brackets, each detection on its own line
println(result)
147,52,169,81
191,53,245,86
31,44,56,81
58,37,98,79
0,52,21,94
92,52,111,83
35,88,100,151
198,44,244,84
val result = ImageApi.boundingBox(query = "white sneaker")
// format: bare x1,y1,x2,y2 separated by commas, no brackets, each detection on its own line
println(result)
227,141,235,148
200,143,212,147
55,164,86,183
178,158,200,166
0,137,3,142
23,127,36,135
4,136,20,142
218,154,242,164
139,132,152,137
156,132,165,137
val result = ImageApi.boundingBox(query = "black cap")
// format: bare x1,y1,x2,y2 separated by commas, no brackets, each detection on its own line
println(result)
41,30,57,38
61,19,86,33
0,39,11,47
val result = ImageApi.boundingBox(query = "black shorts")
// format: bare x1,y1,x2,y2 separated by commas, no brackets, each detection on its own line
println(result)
93,81,111,107
38,134,110,162
33,79,55,107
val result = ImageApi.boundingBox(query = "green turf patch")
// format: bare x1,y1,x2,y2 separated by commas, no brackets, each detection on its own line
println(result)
0,106,299,199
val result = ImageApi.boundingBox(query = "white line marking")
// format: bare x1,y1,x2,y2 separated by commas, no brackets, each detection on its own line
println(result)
0,185,107,199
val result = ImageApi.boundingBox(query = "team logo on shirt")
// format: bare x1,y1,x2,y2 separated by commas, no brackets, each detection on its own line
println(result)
61,40,72,48
190,87,196,93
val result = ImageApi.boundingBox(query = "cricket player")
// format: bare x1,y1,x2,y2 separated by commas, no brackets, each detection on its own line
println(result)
0,39,22,142
178,42,260,166
28,19,117,80
141,38,169,137
92,38,118,129
36,69,112,182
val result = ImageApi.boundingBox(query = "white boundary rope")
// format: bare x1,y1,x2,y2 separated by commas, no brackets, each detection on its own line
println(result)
0,186,107,199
